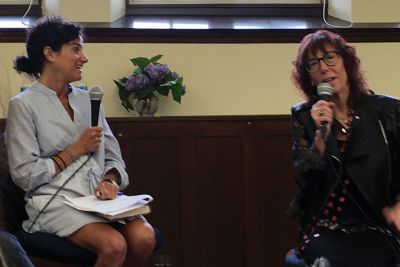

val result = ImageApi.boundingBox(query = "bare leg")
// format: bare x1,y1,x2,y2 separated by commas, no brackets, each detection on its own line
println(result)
118,217,156,267
67,222,127,267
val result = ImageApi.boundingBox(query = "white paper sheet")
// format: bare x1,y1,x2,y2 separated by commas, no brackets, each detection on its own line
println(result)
63,194,153,216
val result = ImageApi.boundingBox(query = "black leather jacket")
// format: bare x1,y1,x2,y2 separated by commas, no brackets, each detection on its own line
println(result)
287,94,400,226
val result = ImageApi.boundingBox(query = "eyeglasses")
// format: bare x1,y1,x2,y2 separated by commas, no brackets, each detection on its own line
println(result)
304,51,340,73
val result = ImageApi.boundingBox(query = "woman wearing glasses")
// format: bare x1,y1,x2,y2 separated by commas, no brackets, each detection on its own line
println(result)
287,29,400,266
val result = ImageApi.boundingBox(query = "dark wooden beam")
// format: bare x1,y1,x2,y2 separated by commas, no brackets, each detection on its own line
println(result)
0,17,399,43
0,4,42,17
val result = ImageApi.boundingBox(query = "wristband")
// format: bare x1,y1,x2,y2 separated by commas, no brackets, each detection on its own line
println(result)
54,154,67,169
51,157,63,171
65,147,77,162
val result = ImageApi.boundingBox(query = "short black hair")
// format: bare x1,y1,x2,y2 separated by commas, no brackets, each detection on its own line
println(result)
14,16,83,78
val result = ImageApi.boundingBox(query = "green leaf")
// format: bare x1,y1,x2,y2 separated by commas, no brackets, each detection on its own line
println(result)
113,79,125,89
156,86,170,96
114,78,126,88
171,83,184,103
118,87,129,103
121,99,135,112
114,79,128,100
114,79,136,112
160,80,176,87
130,57,151,69
150,55,162,63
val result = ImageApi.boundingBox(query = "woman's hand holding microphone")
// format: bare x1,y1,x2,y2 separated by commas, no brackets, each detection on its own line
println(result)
68,127,121,200
311,100,335,155
69,127,103,157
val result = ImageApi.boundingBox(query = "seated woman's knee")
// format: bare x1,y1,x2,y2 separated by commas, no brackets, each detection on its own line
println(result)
129,221,156,250
100,232,127,259
140,225,156,250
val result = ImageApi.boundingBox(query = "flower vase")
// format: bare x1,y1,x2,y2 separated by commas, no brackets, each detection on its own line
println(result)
134,94,158,117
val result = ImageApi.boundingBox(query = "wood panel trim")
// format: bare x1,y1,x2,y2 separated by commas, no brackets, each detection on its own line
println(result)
106,115,290,122
1,115,290,132
1,25,399,43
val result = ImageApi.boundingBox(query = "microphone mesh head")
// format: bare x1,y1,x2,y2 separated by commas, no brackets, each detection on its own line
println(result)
317,83,333,98
89,86,103,101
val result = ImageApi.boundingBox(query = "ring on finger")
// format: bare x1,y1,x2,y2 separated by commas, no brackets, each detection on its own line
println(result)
318,110,324,116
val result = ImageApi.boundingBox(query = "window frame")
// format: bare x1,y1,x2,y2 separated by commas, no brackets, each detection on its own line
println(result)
125,0,323,16
0,0,42,17
1,1,398,44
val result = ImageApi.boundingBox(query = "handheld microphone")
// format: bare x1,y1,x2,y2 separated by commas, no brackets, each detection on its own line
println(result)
316,83,333,138
89,86,103,127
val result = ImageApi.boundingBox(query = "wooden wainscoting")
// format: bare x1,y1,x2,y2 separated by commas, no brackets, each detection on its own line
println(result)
0,116,299,267
109,115,298,267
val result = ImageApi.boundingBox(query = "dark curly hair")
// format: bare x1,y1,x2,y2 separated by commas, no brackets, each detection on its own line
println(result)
292,30,370,108
14,16,83,79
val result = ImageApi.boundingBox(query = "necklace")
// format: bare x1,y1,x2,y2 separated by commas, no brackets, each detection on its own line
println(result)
335,109,354,135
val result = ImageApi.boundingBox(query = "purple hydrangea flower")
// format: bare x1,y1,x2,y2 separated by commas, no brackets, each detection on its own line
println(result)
125,74,150,92
171,72,179,80
144,63,170,85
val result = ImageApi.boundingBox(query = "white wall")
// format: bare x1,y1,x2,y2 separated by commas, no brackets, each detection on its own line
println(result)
351,0,400,23
42,0,125,22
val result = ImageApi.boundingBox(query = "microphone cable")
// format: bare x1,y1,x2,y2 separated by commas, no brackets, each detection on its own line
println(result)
26,155,91,234
21,0,34,26
27,87,104,233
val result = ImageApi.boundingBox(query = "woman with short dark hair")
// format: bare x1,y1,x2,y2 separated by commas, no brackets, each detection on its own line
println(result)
6,16,155,267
